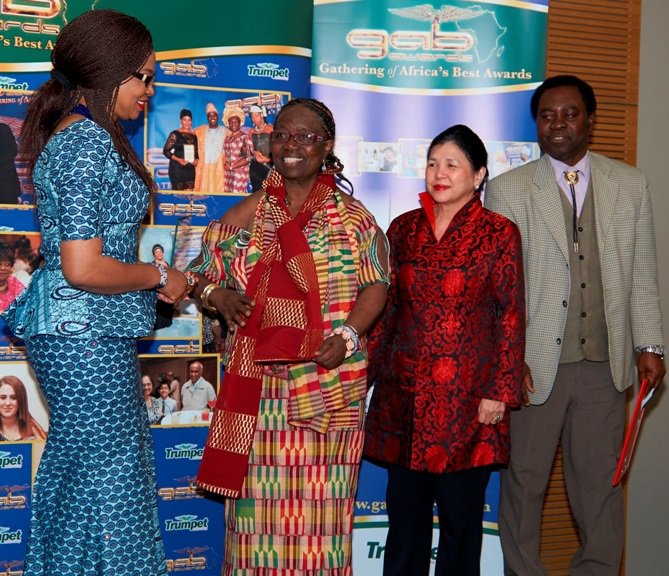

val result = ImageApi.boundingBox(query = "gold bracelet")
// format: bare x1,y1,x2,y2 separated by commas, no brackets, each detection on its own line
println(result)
200,283,219,313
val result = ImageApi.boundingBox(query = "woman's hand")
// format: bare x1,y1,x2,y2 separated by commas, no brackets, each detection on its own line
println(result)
61,238,190,296
229,157,250,170
314,333,348,370
157,268,188,303
175,156,195,167
207,286,254,332
254,151,270,163
478,398,506,425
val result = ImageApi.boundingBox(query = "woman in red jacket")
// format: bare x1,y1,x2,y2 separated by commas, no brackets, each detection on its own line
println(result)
364,124,526,576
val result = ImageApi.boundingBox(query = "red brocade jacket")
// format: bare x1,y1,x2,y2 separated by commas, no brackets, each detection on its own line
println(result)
364,195,525,474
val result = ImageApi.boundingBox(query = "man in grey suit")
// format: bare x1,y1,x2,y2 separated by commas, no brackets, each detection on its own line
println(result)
485,75,666,575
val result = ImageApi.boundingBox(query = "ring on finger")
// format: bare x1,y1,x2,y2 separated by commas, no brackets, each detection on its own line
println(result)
492,415,502,424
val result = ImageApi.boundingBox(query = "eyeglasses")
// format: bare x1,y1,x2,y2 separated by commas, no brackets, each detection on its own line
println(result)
270,131,328,145
131,71,155,86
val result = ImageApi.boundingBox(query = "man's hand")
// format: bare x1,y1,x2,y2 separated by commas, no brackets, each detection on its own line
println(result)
637,352,666,390
521,362,535,406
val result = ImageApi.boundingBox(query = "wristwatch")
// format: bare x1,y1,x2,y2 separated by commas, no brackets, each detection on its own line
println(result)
185,271,199,295
635,345,666,359
153,263,168,289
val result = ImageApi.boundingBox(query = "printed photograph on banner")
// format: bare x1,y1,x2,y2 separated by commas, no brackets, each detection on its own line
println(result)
138,225,203,341
0,84,35,206
486,140,541,179
333,136,362,177
0,315,26,361
148,83,288,195
138,354,219,426
359,141,401,174
0,232,41,311
398,138,431,179
0,361,49,443
222,92,282,195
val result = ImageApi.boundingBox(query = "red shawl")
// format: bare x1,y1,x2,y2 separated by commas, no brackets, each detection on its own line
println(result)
196,171,335,497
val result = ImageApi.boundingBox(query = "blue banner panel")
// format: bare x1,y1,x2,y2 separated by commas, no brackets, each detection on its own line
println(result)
0,443,34,572
152,427,226,575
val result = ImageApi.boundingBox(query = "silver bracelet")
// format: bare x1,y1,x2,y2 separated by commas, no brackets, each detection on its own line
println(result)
331,324,360,358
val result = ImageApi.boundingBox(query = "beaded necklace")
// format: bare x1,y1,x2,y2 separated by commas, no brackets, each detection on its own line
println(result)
70,103,93,120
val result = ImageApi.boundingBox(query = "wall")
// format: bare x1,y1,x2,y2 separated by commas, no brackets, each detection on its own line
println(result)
627,0,669,573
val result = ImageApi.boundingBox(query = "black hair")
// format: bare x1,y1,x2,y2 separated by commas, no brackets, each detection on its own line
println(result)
0,241,14,264
274,98,354,193
427,124,489,189
20,9,155,191
530,75,597,119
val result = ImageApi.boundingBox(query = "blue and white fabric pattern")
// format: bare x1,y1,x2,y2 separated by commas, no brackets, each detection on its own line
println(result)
24,335,167,576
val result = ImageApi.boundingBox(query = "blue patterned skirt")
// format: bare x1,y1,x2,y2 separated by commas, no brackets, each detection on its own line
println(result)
24,335,166,576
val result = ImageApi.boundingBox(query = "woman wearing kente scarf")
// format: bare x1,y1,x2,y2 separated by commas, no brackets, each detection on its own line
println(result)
187,98,389,575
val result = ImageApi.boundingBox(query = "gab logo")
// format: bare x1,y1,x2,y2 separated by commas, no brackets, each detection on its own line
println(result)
1,0,61,18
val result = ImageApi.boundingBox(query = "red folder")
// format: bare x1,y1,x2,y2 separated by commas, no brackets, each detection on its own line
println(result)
612,379,655,486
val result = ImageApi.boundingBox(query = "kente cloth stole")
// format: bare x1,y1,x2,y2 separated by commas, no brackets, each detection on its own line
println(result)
196,171,334,497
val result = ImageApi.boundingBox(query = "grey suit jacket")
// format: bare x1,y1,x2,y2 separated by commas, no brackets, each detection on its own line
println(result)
485,152,664,404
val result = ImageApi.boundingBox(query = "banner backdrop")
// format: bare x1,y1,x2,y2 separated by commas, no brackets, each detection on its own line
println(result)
311,1,547,572
311,0,547,229
1,2,312,575
0,1,546,574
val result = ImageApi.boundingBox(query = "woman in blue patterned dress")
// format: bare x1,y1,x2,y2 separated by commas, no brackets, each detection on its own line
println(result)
2,10,188,576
